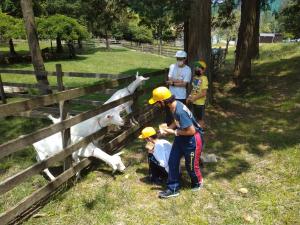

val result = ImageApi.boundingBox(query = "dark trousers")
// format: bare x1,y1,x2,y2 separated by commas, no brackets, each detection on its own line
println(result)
167,132,203,192
165,99,186,126
148,153,168,182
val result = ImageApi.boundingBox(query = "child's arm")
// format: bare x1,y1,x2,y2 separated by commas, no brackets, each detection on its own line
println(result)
190,89,207,102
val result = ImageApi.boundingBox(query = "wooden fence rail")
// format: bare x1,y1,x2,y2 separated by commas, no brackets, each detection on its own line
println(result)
122,42,226,72
0,94,133,159
0,68,167,80
0,78,132,117
0,68,168,105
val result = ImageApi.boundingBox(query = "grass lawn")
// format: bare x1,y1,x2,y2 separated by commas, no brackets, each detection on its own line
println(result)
0,43,299,225
0,42,173,88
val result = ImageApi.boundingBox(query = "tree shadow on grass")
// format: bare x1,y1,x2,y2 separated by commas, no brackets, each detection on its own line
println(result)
204,54,300,181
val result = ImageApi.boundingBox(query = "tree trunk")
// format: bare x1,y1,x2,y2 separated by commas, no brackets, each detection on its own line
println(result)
224,36,231,60
233,0,258,89
20,0,51,95
251,0,260,59
50,39,53,53
159,38,162,55
184,20,189,63
67,40,76,58
9,39,17,56
78,38,82,49
105,30,110,50
186,0,212,103
56,36,63,53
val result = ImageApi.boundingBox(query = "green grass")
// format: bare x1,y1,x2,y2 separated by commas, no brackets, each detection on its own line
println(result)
1,41,172,73
1,43,300,225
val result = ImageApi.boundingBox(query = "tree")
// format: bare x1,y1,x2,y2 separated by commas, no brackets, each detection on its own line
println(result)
233,0,259,89
129,0,176,52
185,0,212,103
20,0,51,94
37,15,89,57
81,0,128,49
251,0,261,59
212,0,239,59
112,12,154,43
260,10,279,33
0,12,26,56
278,0,300,39
1,0,44,17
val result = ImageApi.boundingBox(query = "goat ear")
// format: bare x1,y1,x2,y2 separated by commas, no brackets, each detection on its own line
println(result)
136,71,139,79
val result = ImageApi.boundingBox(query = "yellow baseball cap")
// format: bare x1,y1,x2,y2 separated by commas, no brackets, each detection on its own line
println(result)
148,86,172,104
138,127,156,139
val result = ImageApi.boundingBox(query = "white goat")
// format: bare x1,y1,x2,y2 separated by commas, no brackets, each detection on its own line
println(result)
33,110,126,181
104,72,149,115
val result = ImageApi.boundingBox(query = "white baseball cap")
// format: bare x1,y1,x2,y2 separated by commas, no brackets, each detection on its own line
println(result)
174,50,187,58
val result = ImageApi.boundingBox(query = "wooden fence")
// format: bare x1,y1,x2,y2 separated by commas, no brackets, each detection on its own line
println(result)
122,41,181,57
0,66,167,224
0,66,168,115
122,42,226,74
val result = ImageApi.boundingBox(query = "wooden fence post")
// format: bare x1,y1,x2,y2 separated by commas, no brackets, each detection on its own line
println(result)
0,74,7,104
56,64,72,171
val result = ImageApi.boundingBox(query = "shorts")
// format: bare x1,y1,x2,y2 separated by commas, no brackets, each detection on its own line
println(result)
192,104,205,121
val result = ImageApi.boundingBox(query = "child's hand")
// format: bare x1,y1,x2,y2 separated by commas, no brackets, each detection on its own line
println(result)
187,95,193,103
145,142,154,153
159,123,170,135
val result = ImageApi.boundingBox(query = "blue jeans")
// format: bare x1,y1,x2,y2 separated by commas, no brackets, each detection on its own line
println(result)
167,132,203,192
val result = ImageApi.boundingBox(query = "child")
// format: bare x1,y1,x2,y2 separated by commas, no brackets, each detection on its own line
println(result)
187,60,208,128
139,127,172,184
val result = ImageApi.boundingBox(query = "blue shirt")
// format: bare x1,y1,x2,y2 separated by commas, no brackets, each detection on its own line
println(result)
173,101,202,133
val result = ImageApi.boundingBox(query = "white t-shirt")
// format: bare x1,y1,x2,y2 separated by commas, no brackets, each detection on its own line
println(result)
168,63,192,100
153,139,172,173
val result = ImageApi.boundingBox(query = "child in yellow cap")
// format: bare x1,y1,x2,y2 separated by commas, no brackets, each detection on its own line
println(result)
187,60,208,128
139,127,172,184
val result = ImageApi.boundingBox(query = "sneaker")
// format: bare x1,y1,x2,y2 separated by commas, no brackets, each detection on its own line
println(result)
158,189,180,198
191,181,204,192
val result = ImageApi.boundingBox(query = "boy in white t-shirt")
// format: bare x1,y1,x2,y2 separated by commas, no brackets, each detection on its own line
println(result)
139,127,172,184
165,50,192,125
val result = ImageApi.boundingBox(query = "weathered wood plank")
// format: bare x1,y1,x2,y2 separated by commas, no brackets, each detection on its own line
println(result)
0,158,92,225
0,94,133,159
56,64,72,171
0,69,127,79
0,76,133,118
0,74,7,104
0,68,167,80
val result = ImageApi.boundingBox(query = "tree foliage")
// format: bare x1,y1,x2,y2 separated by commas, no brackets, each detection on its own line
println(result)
278,0,300,38
80,0,127,48
129,0,177,43
37,14,89,41
0,12,25,40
